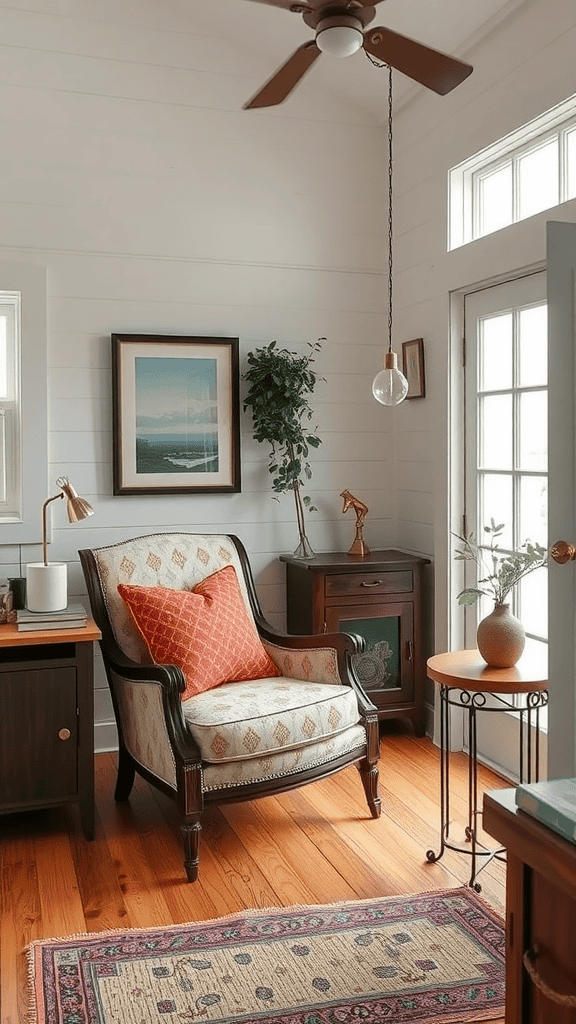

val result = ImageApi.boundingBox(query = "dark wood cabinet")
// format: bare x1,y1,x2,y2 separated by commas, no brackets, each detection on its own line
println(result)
0,621,101,840
483,787,576,1024
280,549,432,736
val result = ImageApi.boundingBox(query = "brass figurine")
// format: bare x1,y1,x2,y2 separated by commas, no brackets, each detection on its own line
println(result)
340,489,370,556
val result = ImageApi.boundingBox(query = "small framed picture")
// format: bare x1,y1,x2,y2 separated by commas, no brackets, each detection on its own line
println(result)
112,334,241,495
402,338,425,399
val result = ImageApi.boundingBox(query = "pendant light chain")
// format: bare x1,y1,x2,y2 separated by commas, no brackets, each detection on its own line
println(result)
387,62,393,354
368,54,409,406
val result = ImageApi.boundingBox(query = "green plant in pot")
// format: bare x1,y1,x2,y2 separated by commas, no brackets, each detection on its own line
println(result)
453,519,547,667
243,339,324,558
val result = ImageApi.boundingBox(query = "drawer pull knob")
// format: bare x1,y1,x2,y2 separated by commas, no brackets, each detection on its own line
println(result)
361,580,381,587
58,728,71,741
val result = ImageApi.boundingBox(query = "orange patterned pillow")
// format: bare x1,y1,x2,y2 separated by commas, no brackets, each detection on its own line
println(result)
118,565,280,701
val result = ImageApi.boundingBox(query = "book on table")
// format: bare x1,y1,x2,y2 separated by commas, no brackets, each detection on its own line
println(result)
515,778,576,845
14,602,88,631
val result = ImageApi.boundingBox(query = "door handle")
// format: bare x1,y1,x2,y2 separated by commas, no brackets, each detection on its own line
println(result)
550,541,576,564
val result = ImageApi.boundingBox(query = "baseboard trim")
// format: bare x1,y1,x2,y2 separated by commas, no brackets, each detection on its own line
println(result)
95,720,118,754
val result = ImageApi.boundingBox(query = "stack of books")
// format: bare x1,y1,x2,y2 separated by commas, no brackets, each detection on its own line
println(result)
14,602,88,632
515,778,576,845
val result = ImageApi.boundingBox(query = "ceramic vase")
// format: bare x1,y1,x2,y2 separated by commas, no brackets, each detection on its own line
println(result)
476,602,525,668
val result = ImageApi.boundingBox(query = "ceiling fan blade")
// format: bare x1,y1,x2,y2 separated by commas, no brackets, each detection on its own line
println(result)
363,26,472,95
243,41,321,108
243,0,311,9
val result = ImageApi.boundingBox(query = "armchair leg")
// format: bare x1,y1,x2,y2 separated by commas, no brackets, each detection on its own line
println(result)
114,744,136,801
358,759,381,819
181,815,202,882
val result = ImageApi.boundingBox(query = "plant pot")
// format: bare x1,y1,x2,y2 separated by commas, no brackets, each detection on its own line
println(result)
476,602,525,668
7,577,27,610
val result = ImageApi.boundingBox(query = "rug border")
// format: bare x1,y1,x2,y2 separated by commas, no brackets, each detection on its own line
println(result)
25,886,505,1024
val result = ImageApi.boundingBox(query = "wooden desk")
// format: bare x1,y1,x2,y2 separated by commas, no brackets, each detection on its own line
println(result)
0,619,101,839
426,649,548,889
484,787,576,1023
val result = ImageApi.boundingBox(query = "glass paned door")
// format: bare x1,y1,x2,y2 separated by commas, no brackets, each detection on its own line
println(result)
463,272,548,779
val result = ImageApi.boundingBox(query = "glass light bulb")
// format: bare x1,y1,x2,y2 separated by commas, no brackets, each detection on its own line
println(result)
372,351,409,406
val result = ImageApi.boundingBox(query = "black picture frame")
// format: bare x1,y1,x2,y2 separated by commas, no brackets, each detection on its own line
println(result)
402,338,426,399
112,334,241,495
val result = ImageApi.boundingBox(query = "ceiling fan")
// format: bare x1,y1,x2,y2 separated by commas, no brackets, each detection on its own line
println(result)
243,0,473,109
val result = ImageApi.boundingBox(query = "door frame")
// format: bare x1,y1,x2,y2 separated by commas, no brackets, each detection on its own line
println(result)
547,220,576,779
446,262,546,755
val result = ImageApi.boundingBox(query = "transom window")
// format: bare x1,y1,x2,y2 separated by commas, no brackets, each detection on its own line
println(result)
450,93,576,249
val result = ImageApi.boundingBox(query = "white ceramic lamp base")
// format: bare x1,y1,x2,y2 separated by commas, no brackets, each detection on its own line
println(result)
26,562,68,612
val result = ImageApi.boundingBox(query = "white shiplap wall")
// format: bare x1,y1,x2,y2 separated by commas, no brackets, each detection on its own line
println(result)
0,0,401,749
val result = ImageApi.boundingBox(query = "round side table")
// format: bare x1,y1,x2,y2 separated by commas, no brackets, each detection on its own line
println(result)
426,648,548,890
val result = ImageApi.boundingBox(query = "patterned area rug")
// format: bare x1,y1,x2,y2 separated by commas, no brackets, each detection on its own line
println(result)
27,887,505,1024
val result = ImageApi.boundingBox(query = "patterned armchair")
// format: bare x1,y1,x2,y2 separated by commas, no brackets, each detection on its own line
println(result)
79,532,381,882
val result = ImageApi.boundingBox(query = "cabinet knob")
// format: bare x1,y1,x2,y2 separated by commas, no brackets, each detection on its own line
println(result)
58,728,71,741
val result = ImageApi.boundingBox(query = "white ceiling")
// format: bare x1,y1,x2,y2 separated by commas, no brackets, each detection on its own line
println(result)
184,0,525,123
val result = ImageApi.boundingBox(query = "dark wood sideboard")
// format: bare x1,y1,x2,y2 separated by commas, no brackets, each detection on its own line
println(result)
483,786,576,1024
280,549,432,735
0,620,101,840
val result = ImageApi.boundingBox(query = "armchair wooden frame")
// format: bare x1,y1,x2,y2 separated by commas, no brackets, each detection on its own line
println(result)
80,533,381,882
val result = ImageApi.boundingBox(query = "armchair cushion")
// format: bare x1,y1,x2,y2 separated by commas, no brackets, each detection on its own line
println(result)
118,566,279,700
202,724,368,792
182,677,361,763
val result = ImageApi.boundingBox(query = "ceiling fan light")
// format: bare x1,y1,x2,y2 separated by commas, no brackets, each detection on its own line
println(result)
316,18,363,57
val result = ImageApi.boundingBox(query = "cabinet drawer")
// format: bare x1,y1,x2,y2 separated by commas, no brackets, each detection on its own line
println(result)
326,571,413,598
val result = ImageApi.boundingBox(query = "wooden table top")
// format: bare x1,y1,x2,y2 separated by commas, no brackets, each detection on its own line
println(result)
0,618,101,647
427,646,548,694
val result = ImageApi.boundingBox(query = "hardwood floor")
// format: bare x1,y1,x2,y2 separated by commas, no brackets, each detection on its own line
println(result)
0,723,509,1023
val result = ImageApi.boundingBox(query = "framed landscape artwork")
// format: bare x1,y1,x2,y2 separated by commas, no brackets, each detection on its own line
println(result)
112,334,241,495
402,338,426,399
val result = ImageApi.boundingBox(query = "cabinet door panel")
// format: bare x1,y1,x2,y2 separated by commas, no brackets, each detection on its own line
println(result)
529,869,576,1023
325,602,414,705
0,667,77,805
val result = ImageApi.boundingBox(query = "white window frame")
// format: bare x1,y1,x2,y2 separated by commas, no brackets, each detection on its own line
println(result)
449,92,576,250
0,293,20,514
0,263,48,543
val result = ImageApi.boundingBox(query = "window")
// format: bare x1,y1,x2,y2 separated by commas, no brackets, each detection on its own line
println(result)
472,302,548,646
0,263,47,544
0,292,21,517
449,93,576,249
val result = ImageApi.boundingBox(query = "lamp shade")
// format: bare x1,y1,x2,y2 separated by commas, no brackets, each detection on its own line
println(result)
316,17,363,57
58,476,94,523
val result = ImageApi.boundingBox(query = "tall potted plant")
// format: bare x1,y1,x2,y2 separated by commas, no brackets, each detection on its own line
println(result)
243,339,323,558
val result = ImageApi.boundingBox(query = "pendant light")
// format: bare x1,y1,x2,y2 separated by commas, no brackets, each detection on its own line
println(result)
372,64,409,407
